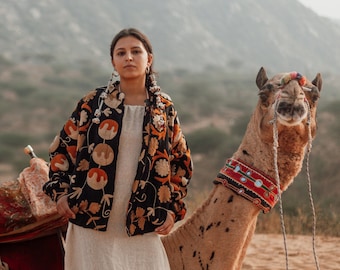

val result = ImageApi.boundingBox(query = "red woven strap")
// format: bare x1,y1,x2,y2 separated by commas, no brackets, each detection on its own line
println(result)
215,158,279,213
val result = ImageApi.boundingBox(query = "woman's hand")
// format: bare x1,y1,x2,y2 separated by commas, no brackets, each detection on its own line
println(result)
155,211,175,235
56,195,76,219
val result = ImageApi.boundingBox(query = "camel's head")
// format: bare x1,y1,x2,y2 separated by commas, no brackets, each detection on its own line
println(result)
256,67,322,129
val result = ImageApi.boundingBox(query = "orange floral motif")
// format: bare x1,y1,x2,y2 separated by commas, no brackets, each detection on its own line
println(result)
104,90,122,108
83,90,97,102
171,167,187,185
148,137,159,156
176,137,187,153
143,123,151,146
88,202,101,214
66,145,77,164
138,217,146,230
136,207,145,218
150,124,166,140
64,119,78,139
92,143,114,166
76,134,86,151
152,114,165,131
79,200,89,212
79,110,89,127
135,207,146,230
132,180,139,193
50,154,69,172
155,159,169,177
129,224,136,235
98,119,119,140
71,205,79,214
86,168,108,190
158,185,171,203
77,159,89,171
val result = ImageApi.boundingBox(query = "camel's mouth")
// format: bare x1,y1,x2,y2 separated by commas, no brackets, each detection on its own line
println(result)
275,100,308,126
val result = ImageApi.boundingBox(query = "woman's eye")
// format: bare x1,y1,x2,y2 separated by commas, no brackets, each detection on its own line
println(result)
132,50,141,55
116,51,125,56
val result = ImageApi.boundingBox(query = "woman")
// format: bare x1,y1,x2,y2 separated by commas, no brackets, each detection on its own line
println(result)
43,28,193,269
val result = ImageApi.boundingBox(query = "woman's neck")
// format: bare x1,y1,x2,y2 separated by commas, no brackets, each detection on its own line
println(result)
119,79,147,106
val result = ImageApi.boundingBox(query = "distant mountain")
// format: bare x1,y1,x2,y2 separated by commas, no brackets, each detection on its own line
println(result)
1,0,340,74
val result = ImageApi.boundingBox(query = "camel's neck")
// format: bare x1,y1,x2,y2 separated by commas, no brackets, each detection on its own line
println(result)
162,185,260,270
232,109,309,190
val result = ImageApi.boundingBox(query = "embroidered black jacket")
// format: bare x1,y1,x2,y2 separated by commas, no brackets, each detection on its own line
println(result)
43,83,193,236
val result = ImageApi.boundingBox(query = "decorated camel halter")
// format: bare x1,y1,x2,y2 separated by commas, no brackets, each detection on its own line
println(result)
214,73,312,215
216,72,320,270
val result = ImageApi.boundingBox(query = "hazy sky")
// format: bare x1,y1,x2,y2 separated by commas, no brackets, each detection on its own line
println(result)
298,0,340,19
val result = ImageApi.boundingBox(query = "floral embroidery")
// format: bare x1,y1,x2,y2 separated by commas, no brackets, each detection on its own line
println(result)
76,159,89,171
158,185,171,203
83,90,97,102
155,159,169,177
152,114,165,131
89,202,101,214
98,119,119,140
148,137,159,156
92,144,114,166
43,77,193,235
86,168,108,190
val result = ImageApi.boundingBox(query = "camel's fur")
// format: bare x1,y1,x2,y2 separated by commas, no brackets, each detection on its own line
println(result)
162,67,322,270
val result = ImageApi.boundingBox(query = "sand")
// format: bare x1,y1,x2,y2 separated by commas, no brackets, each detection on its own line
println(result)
243,234,340,270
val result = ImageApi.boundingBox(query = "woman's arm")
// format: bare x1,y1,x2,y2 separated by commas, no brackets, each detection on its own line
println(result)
168,107,193,222
43,99,83,202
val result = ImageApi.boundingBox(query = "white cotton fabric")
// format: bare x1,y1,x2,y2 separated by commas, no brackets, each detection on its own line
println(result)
64,105,171,270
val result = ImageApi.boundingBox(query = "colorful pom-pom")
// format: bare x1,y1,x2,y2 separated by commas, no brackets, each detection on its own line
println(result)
279,72,306,86
280,73,292,85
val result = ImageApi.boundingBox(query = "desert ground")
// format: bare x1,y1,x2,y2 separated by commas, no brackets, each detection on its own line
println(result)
243,233,340,270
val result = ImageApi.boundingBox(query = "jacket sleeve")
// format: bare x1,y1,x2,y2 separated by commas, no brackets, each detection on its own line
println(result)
168,105,193,222
42,99,83,202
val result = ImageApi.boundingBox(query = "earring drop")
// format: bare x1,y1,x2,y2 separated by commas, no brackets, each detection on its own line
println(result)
112,70,119,77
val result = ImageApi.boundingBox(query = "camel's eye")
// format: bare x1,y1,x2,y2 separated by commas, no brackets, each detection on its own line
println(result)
259,83,275,104
260,83,275,92
265,83,274,91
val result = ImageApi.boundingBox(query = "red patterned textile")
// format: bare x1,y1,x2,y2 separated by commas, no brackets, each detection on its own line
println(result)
215,158,279,213
0,233,64,270
0,157,66,269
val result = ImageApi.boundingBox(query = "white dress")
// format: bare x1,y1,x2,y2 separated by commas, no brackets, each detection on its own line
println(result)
64,105,171,270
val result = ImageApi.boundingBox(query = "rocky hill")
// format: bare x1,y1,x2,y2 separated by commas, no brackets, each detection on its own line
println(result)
1,0,340,74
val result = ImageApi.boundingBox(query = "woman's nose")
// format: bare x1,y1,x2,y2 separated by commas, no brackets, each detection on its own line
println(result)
126,53,133,61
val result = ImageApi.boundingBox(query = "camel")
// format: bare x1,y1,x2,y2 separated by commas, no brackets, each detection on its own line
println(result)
162,67,322,270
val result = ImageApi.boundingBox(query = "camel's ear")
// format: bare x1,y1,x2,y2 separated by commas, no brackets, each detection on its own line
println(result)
312,73,322,92
256,67,268,89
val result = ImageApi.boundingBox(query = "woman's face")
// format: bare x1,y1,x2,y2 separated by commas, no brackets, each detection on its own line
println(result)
111,36,152,80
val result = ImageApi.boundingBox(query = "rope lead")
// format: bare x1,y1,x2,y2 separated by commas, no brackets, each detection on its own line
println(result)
272,98,320,270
